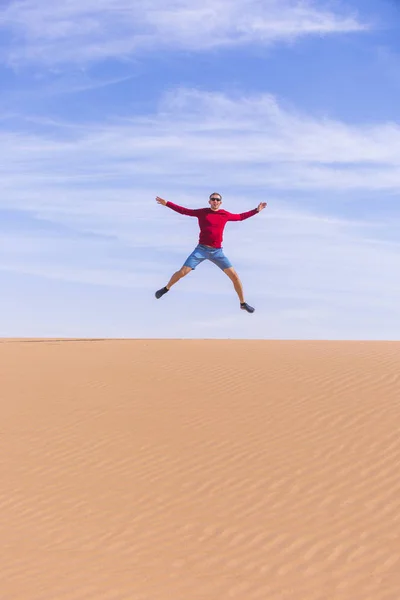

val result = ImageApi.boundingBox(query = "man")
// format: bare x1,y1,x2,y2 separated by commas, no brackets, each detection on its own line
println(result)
155,192,267,313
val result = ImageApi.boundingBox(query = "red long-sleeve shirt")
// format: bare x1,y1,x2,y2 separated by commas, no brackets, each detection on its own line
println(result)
166,201,258,248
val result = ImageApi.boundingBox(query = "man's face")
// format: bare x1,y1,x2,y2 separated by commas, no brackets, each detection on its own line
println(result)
209,195,222,211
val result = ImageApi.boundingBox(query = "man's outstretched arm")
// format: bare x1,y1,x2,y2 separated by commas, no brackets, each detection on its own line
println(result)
226,202,267,222
156,196,200,217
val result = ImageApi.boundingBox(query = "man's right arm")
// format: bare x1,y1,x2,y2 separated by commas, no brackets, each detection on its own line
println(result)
156,197,200,217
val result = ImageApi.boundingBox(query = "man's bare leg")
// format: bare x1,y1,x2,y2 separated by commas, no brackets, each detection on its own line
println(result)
224,267,255,312
155,266,192,299
166,266,192,290
224,267,245,302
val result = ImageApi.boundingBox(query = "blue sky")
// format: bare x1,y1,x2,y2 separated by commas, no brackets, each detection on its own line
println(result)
1,0,400,339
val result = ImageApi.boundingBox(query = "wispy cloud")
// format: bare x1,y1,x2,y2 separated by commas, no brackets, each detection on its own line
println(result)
0,0,368,66
1,88,400,230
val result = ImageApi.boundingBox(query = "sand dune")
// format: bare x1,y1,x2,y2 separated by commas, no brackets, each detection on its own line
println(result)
1,339,399,599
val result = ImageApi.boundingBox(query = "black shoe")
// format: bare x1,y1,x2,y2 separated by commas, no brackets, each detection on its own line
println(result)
240,302,255,313
155,286,169,299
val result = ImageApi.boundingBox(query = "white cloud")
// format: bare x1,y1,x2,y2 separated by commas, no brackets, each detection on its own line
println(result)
0,0,368,66
2,88,400,229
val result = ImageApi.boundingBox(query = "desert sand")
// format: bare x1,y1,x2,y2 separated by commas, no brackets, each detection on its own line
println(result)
1,338,399,599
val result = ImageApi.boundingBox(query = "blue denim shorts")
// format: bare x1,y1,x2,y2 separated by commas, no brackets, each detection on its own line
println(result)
183,244,233,271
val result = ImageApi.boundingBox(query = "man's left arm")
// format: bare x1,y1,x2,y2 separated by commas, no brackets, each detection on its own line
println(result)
227,202,267,221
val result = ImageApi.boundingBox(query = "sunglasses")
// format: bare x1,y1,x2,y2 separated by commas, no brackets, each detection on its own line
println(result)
210,198,222,201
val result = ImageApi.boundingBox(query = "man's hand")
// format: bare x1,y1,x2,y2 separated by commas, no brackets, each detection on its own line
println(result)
257,202,267,212
156,196,167,206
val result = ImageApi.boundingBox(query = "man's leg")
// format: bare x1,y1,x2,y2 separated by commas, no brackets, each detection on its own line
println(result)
155,266,191,298
223,267,255,313
156,246,206,299
166,266,192,289
209,249,255,313
224,267,245,303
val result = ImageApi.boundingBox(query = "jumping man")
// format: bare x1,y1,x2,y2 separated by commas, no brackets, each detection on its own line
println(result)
155,193,267,313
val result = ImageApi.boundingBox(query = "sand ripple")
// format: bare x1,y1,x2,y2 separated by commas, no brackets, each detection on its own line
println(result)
1,339,399,599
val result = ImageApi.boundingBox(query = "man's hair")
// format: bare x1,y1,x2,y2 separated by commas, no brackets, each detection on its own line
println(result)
209,192,222,199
